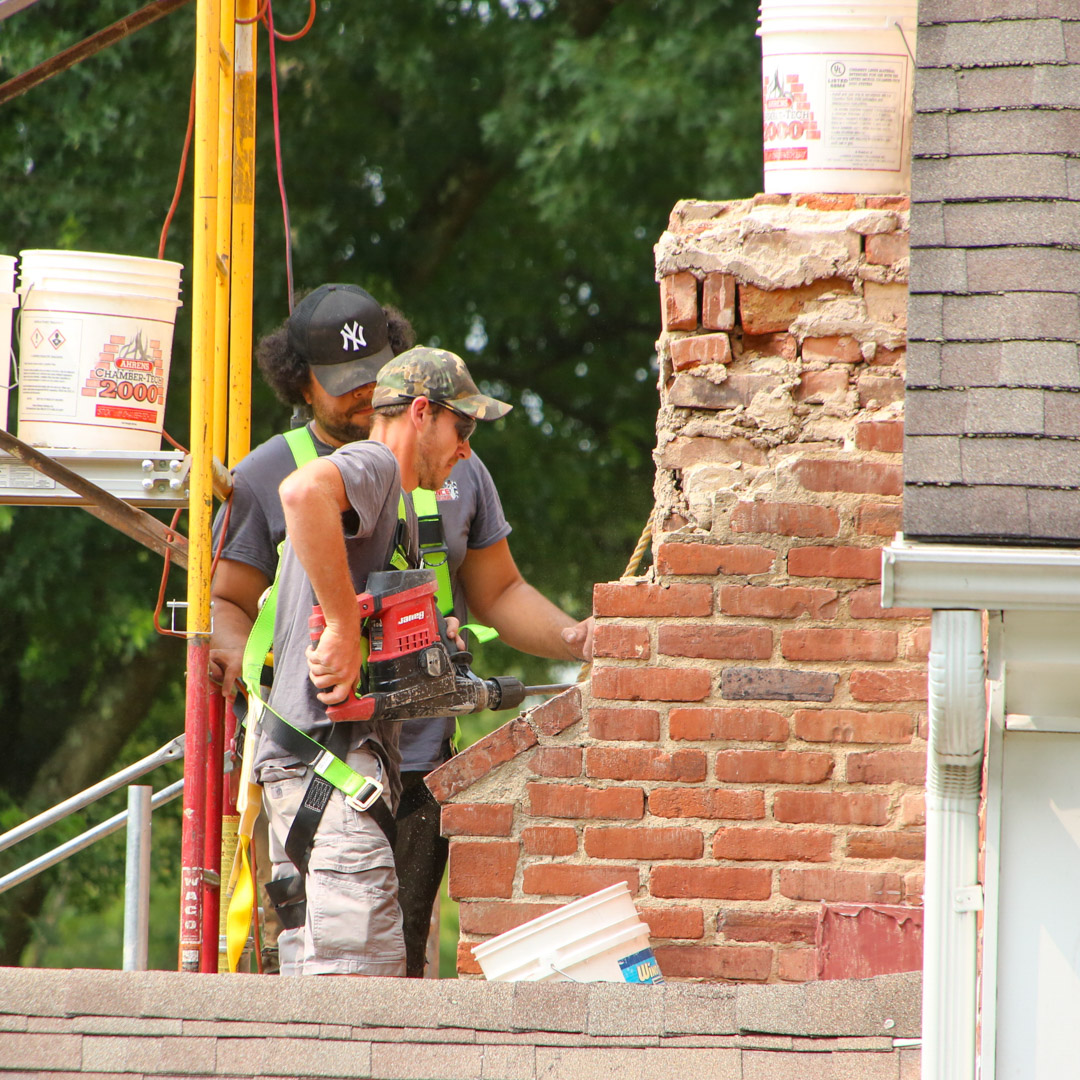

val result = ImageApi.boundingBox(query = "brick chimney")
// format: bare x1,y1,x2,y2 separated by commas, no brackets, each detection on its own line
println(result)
428,194,926,983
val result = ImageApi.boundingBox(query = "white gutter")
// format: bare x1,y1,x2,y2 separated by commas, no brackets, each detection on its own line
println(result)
882,536,1080,611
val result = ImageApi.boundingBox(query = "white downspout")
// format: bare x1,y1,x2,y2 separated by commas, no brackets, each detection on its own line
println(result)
922,608,986,1080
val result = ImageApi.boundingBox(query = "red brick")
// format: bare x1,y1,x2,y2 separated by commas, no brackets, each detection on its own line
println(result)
731,500,840,538
588,707,660,742
850,670,927,702
856,420,904,454
670,332,732,372
795,370,850,402
650,787,765,820
670,707,789,743
864,283,907,328
849,587,930,620
653,945,773,982
802,335,863,364
594,581,712,617
797,193,856,211
426,717,538,804
857,502,903,536
774,790,890,826
847,830,925,861
652,544,773,578
526,782,644,820
792,459,903,496
585,746,707,782
702,273,736,330
869,344,906,367
529,685,582,736
651,865,772,900
904,871,924,904
847,749,927,785
866,231,910,266
741,332,797,361
522,863,639,897
721,666,838,703
640,905,705,940
441,803,514,837
457,938,483,975
781,628,897,662
528,746,582,778
584,825,704,860
668,372,781,410
858,375,905,408
721,585,839,620
659,623,773,661
739,278,853,335
657,542,774,576
778,948,819,982
718,909,818,944
780,868,903,905
794,708,914,744
900,793,925,827
715,750,834,785
522,825,578,856
661,271,697,331
712,826,833,863
867,195,910,210
593,623,651,660
658,435,768,470
448,839,518,899
458,901,561,936
592,666,712,703
788,545,883,580
908,627,932,661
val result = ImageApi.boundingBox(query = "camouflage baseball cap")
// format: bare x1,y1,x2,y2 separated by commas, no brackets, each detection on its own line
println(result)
288,284,395,396
372,346,512,420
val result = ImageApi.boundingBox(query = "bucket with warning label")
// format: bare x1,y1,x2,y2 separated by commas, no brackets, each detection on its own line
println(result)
0,255,16,433
16,249,182,451
471,882,664,984
758,1,918,194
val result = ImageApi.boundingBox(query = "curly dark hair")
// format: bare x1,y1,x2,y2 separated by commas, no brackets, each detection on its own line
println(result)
256,301,416,406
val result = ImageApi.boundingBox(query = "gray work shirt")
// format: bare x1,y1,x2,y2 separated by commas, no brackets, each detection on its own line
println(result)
254,440,414,805
214,424,511,773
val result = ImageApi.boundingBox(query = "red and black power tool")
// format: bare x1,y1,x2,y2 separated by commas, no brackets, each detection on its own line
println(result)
309,568,530,723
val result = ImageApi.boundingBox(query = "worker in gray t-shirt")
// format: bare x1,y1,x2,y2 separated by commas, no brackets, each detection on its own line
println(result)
211,284,594,977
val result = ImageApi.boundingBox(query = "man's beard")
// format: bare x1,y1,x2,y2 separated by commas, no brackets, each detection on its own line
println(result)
415,424,455,491
314,407,371,445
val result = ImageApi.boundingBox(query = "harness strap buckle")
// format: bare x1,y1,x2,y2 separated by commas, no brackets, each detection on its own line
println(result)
346,777,384,813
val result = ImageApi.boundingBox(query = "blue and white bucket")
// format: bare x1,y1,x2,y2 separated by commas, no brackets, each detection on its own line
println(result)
472,882,664,984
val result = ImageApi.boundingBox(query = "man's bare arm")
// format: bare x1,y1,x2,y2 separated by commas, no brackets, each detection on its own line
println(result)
209,559,271,697
458,538,594,662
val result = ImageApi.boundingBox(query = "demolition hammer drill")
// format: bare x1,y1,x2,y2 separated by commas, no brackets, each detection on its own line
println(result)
309,568,568,724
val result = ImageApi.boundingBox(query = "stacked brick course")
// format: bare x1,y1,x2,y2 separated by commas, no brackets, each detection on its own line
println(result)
429,196,926,984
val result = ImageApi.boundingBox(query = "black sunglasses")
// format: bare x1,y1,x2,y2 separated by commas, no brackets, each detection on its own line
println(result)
435,401,476,443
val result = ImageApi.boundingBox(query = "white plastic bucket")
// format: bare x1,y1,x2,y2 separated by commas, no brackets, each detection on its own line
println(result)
758,1,918,194
0,255,16,432
472,882,664,984
16,250,182,451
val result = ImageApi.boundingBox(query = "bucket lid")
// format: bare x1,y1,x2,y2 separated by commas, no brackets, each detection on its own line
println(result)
18,248,182,273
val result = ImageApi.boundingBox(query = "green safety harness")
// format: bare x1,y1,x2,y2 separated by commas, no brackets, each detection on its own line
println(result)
234,426,496,938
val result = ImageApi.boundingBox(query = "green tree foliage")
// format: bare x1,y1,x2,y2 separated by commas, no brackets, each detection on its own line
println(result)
0,0,762,966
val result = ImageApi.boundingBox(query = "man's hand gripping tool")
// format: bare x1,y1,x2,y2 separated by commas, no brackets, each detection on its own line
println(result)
309,568,529,724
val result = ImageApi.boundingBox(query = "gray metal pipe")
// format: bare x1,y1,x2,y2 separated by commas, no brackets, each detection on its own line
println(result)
0,736,184,854
0,779,184,895
122,786,153,972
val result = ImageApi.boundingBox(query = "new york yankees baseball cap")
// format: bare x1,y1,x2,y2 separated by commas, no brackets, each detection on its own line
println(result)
287,284,395,396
